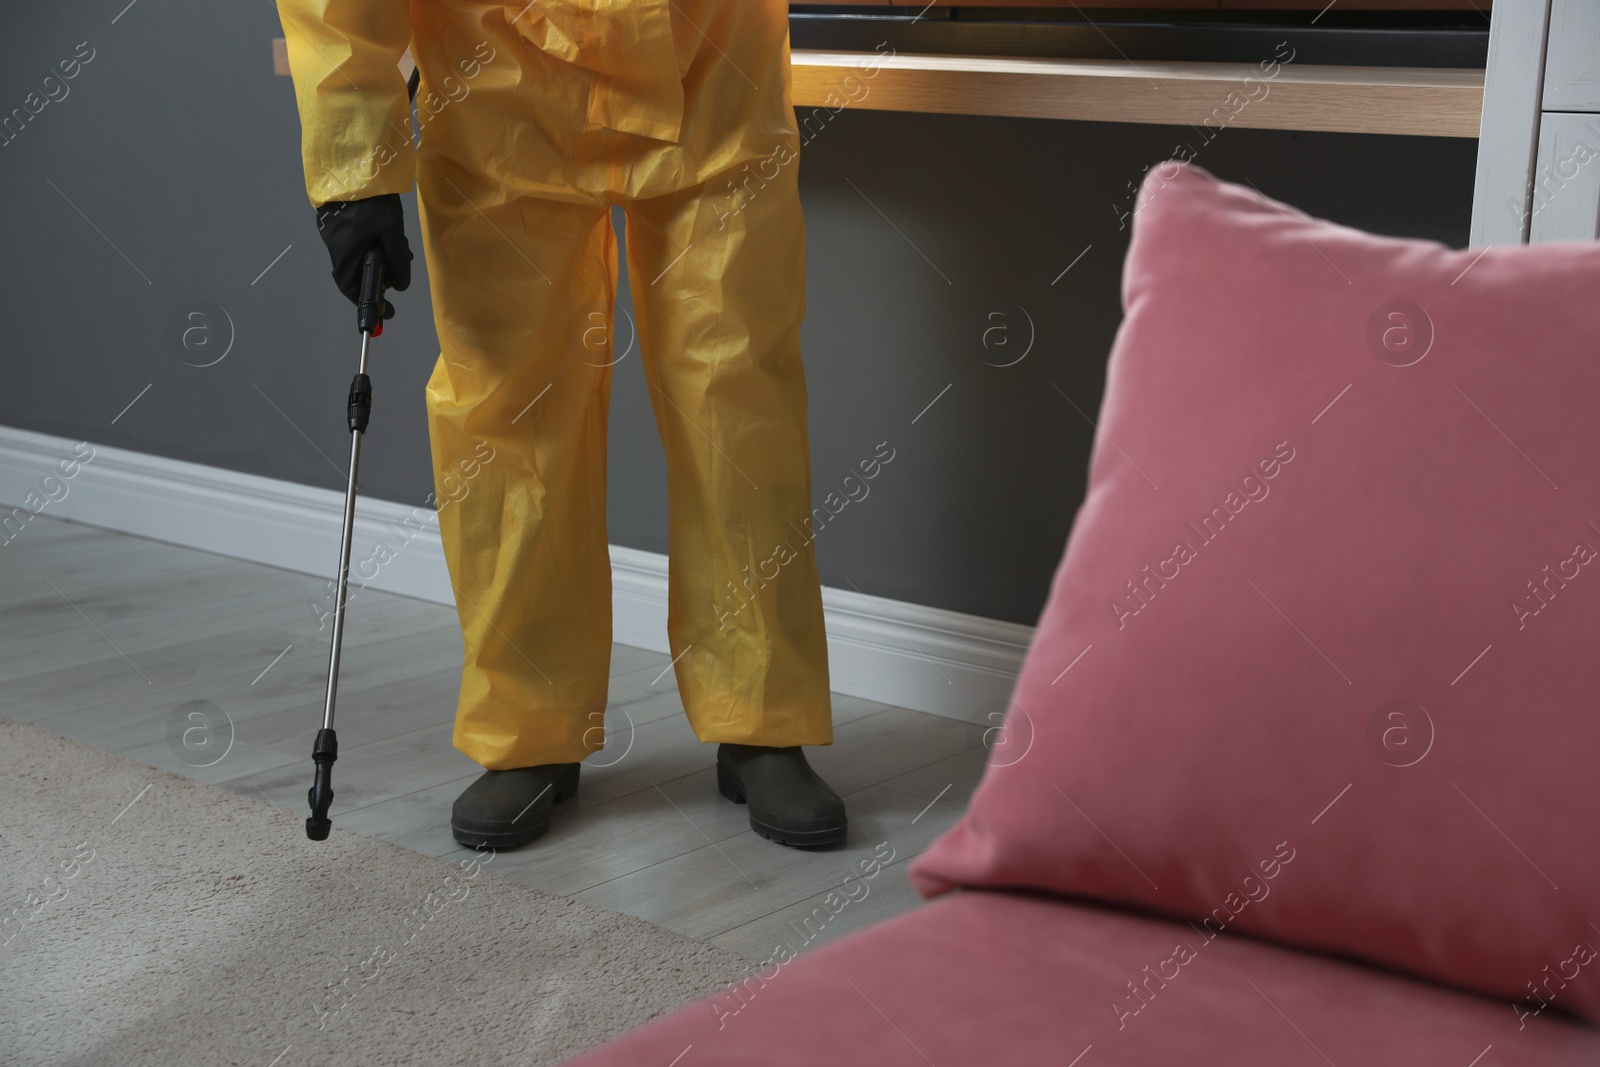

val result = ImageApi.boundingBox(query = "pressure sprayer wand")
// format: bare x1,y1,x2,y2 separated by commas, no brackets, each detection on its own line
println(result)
307,246,387,842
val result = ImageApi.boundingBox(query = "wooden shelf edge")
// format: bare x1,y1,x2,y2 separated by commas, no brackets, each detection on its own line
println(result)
790,50,1485,137
269,37,1484,138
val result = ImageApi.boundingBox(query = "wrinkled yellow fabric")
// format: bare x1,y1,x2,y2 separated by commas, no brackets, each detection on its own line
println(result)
279,0,833,769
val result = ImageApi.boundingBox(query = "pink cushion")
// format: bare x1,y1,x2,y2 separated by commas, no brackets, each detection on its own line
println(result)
562,890,1600,1065
909,163,1600,1021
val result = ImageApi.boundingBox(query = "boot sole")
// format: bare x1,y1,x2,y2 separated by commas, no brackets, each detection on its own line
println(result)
451,765,581,850
718,766,847,847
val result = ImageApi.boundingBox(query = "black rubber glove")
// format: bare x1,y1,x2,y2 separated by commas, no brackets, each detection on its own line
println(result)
315,193,413,319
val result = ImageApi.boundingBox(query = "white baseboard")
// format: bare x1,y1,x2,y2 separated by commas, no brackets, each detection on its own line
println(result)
0,424,1033,724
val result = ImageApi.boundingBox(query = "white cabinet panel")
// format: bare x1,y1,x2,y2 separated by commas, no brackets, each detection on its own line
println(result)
1472,0,1554,245
1528,111,1600,241
1543,0,1600,111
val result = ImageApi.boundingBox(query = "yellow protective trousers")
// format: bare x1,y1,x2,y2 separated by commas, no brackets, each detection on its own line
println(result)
279,0,834,769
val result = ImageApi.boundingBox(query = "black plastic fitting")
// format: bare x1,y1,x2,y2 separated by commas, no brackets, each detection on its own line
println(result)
347,374,372,434
356,247,387,336
305,727,339,841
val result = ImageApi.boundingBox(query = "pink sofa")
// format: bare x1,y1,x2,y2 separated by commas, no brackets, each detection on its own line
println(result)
565,166,1600,1064
566,890,1598,1064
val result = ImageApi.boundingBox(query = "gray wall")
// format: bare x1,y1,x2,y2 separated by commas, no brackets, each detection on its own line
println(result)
1,4,1478,626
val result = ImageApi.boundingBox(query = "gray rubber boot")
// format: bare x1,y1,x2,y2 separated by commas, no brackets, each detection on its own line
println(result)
717,744,847,847
451,763,580,850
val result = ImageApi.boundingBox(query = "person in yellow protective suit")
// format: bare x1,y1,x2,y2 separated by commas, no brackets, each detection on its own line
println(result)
278,0,847,849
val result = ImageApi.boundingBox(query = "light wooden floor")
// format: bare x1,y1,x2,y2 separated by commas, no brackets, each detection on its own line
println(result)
2,514,990,962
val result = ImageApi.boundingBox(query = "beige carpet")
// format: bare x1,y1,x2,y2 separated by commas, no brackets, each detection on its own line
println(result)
0,719,750,1066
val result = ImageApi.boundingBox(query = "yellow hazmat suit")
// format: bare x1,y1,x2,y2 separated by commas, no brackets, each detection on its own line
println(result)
278,0,833,769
